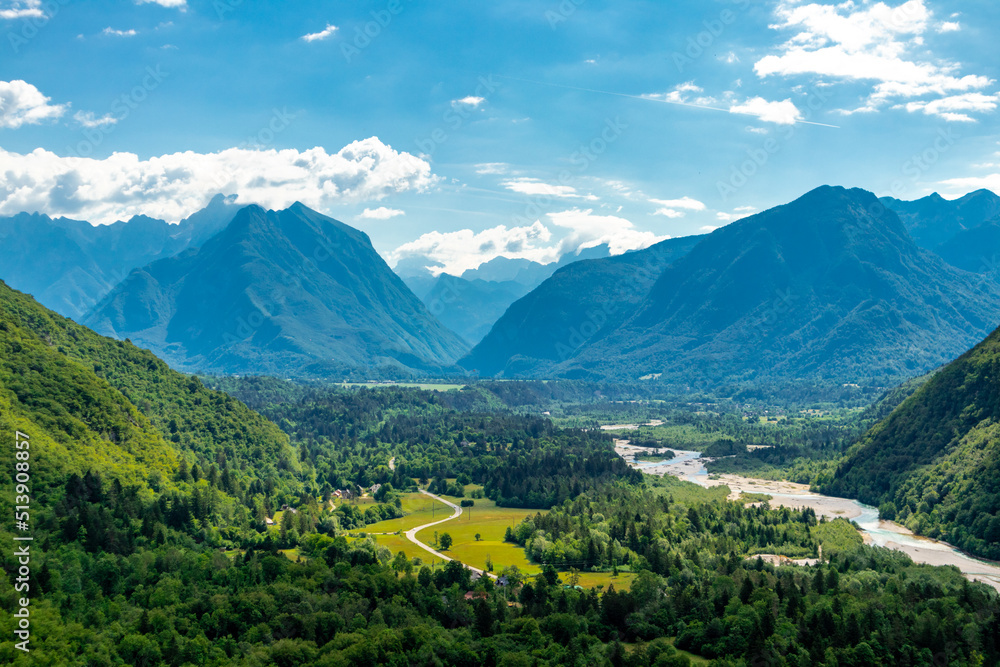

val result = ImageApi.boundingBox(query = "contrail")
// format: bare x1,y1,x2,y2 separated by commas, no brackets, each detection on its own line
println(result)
494,75,841,129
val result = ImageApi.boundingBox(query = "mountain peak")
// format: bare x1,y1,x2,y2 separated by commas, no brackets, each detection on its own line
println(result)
84,203,468,377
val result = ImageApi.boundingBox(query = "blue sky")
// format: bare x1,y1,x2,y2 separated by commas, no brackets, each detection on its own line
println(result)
1,0,998,274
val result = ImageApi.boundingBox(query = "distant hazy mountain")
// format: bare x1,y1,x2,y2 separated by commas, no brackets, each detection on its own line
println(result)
0,194,240,319
934,217,1000,275
820,322,1000,560
460,235,703,376
881,189,1000,250
422,275,533,345
465,186,1000,385
398,245,615,346
84,203,468,378
459,244,612,285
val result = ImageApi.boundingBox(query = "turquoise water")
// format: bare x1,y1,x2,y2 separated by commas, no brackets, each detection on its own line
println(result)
630,448,1000,587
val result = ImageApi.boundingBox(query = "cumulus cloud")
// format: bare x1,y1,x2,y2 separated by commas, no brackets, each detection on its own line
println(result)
938,21,960,33
103,27,138,37
389,222,555,275
73,111,119,129
902,92,998,122
548,209,666,256
643,82,720,107
390,209,665,275
729,96,802,125
708,206,757,224
452,96,485,108
501,177,597,200
0,80,67,129
0,137,437,224
649,196,707,218
135,0,186,8
755,0,996,120
939,174,1000,198
359,206,405,220
301,23,338,42
0,0,43,19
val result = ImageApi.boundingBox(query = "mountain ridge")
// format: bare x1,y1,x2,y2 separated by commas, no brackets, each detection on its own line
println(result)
84,202,469,377
465,186,1000,386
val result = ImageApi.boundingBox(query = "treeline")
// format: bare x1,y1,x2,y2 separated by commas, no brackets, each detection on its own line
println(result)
818,327,1000,560
505,478,856,572
5,470,998,666
211,380,640,510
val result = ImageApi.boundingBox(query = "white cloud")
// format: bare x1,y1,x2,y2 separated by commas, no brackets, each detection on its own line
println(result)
73,111,119,129
729,96,802,125
0,0,43,19
103,27,138,37
452,96,485,108
390,222,554,275
390,209,664,275
649,196,707,218
756,0,996,120
938,21,960,33
902,92,998,122
301,23,338,42
135,0,186,8
643,82,720,107
939,174,1000,198
0,137,437,224
547,209,667,257
501,177,597,200
0,80,66,129
475,162,510,175
701,225,721,233
359,206,405,220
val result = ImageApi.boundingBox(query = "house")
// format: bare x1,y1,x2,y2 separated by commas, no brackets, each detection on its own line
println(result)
264,516,275,526
459,440,471,448
280,504,298,515
369,483,382,496
464,591,488,601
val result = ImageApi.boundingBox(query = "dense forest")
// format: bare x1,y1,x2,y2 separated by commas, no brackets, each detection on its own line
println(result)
819,326,1000,560
2,282,1000,666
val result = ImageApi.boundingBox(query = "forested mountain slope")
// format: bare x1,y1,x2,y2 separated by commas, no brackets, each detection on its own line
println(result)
821,324,1000,559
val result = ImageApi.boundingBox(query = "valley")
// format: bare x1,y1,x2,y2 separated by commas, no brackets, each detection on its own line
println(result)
618,442,1000,592
7,2,1000,663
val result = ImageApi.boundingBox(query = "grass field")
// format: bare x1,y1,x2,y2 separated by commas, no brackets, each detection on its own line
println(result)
359,487,638,590
415,496,540,576
363,492,455,533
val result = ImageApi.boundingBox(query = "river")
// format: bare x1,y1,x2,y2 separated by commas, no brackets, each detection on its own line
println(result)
619,442,1000,592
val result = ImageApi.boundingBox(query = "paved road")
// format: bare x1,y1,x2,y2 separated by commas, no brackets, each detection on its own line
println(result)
403,489,495,579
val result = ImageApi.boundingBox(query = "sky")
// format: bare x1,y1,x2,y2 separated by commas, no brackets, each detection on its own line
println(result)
1,0,998,275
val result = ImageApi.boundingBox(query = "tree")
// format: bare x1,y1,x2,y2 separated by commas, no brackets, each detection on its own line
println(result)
439,533,453,550
475,533,482,541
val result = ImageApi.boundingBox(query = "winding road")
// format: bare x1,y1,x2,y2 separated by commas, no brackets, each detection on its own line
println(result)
403,489,495,579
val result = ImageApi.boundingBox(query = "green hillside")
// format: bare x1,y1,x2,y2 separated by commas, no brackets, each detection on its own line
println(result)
0,278,299,526
821,325,1000,559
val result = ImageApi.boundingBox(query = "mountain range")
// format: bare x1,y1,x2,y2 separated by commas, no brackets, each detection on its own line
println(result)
398,245,614,344
882,189,1000,274
460,235,703,375
0,194,240,319
463,186,1000,386
83,203,469,377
